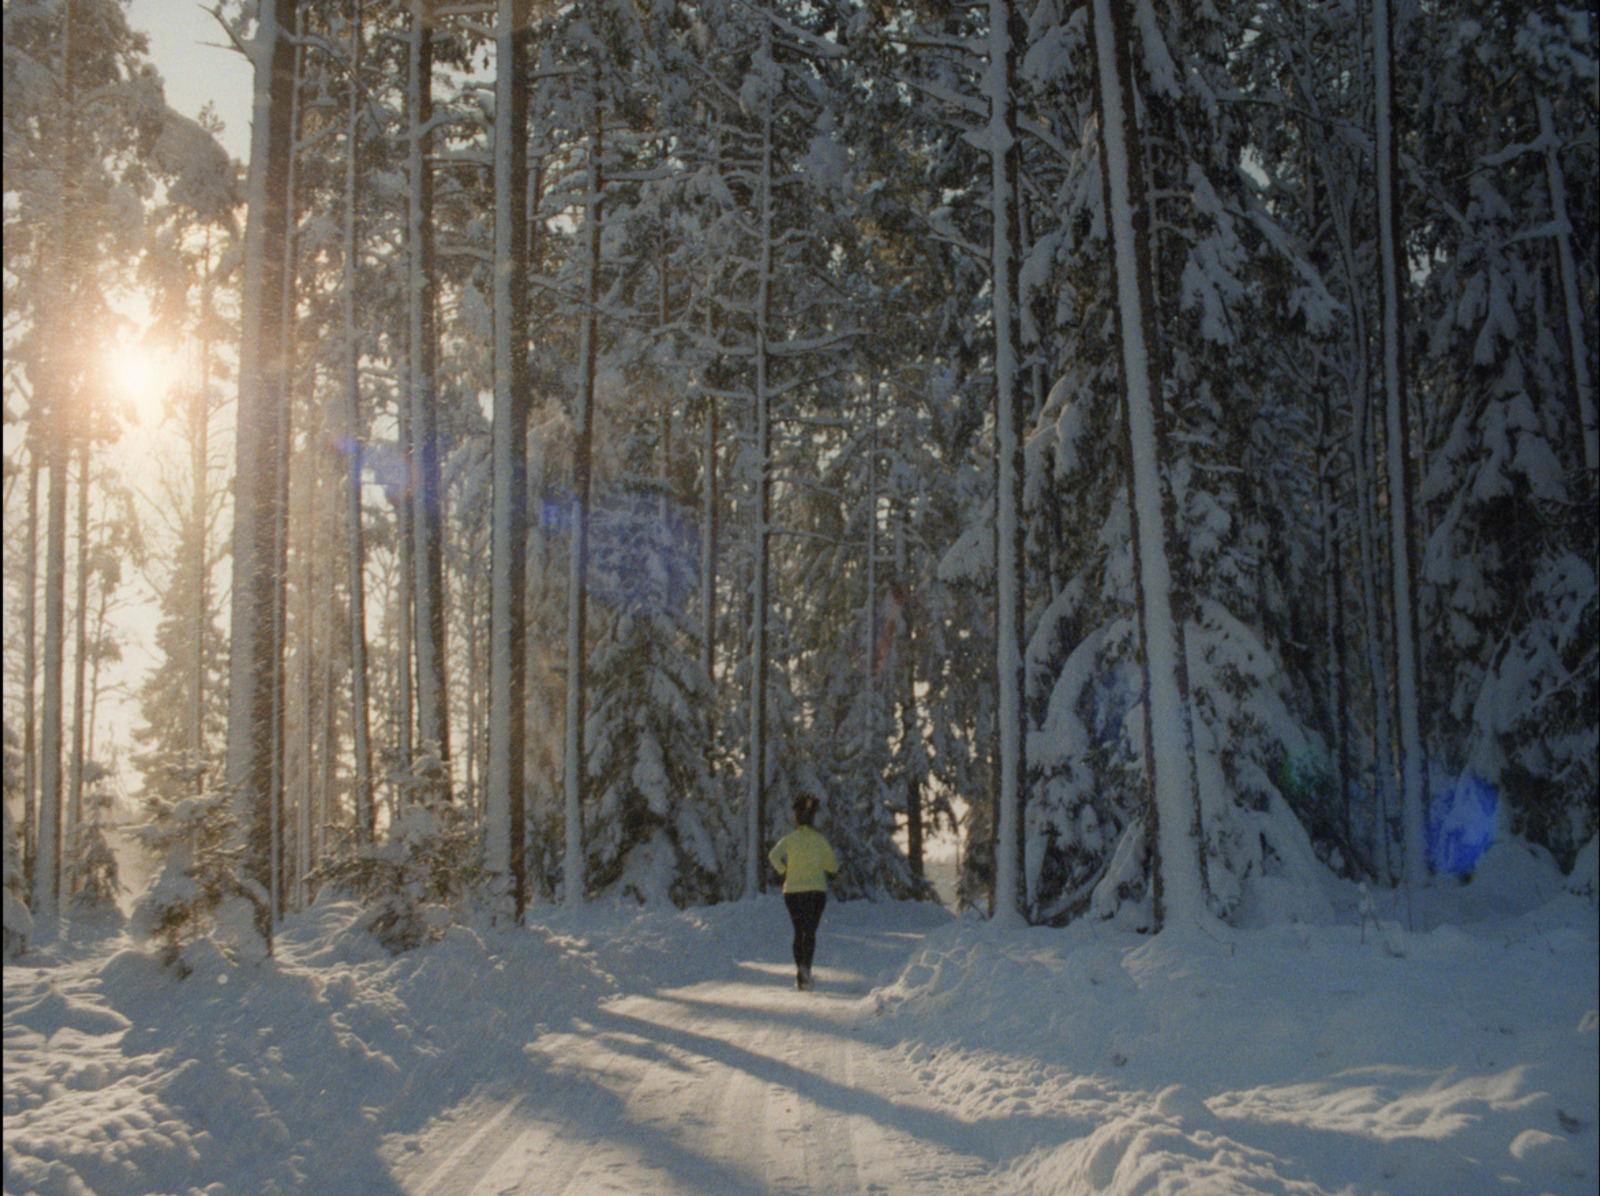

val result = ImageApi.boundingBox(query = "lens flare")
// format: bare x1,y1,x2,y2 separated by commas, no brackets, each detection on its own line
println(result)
1274,747,1327,803
1427,775,1498,876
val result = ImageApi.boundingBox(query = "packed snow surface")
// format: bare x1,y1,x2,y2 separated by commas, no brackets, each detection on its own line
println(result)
5,842,1596,1196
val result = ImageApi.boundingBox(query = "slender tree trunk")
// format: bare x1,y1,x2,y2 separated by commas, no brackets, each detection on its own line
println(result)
701,382,718,765
190,236,214,794
408,0,449,774
487,0,531,920
37,423,68,932
68,436,91,884
226,0,298,949
394,395,415,806
271,7,308,922
899,515,923,882
1319,400,1353,850
342,0,374,841
988,0,1027,925
746,31,775,898
1091,0,1206,930
1538,96,1597,475
1317,129,1396,880
23,451,40,891
1373,0,1426,890
564,82,602,904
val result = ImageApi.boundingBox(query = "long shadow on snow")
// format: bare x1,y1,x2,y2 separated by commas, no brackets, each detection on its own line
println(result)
586,1001,1088,1165
505,1044,778,1194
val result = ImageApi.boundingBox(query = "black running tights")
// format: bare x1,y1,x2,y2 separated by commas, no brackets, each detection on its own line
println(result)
784,890,827,972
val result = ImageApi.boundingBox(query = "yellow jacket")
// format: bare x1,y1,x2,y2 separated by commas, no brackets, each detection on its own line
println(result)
768,826,838,893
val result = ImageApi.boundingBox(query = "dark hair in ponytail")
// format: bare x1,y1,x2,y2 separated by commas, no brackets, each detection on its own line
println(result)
792,794,819,827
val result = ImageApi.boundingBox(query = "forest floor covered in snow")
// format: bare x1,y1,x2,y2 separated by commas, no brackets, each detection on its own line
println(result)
5,838,1596,1196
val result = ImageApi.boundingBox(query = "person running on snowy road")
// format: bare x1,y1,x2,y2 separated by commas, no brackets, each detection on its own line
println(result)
768,794,838,991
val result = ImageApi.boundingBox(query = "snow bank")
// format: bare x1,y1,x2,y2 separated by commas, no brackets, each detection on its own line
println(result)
867,879,1597,1195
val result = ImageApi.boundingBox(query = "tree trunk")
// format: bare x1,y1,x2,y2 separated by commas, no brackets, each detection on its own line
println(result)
1091,0,1206,930
487,0,531,919
988,0,1027,926
69,436,90,882
1373,0,1426,890
564,82,602,904
746,29,775,898
700,378,718,769
190,235,214,795
23,451,40,892
37,422,68,932
342,0,374,841
408,0,449,774
1538,95,1597,475
225,0,298,949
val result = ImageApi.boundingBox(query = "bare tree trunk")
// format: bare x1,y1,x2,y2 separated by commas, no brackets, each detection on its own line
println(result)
68,436,90,886
225,0,299,950
1091,0,1206,929
745,29,775,898
1373,0,1426,890
190,234,214,795
37,421,68,932
23,451,40,891
700,381,718,767
988,0,1027,925
487,0,531,919
1538,96,1597,475
342,0,374,841
564,81,602,904
408,0,449,775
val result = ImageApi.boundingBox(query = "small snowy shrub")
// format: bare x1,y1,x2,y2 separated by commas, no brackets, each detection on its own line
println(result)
132,787,262,970
66,819,124,932
3,797,32,960
314,800,486,953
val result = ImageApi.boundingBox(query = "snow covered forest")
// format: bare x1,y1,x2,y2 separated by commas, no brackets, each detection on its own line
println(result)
4,1,1598,1194
4,0,1597,947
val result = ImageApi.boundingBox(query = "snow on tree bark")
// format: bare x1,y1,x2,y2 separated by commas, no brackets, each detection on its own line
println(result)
1539,95,1598,476
986,0,1027,927
225,0,298,945
1090,0,1207,929
487,0,531,918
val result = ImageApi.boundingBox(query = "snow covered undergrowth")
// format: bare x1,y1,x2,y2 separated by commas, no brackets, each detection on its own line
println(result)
5,841,1595,1196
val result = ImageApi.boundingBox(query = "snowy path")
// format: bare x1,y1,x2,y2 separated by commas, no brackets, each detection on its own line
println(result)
388,914,1004,1196
6,868,1595,1196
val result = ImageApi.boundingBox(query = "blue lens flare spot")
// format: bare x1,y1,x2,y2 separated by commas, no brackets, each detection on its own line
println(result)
1427,775,1498,876
1274,747,1327,803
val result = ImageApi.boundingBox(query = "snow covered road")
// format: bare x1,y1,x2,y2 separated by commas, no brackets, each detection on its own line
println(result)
389,913,1003,1196
5,848,1596,1196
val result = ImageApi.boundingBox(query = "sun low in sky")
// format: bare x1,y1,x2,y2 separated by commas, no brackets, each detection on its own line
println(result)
106,339,176,428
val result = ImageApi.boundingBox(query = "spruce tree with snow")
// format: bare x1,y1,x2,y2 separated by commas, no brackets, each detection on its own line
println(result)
132,786,258,970
581,485,733,905
1403,2,1598,870
64,769,122,932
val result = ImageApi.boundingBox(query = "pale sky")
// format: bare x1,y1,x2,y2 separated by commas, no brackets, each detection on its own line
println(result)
126,0,254,161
